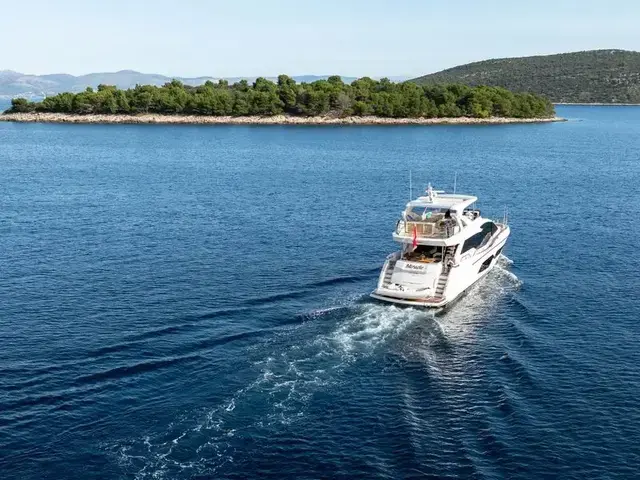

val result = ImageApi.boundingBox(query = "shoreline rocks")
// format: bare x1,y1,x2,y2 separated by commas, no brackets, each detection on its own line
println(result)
0,112,565,126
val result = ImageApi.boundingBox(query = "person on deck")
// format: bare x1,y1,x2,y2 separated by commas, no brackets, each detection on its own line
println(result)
443,210,454,237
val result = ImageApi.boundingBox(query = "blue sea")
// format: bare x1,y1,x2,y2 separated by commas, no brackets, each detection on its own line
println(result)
1,106,639,479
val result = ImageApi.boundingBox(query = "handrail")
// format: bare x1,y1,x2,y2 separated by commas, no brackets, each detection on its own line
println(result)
395,220,459,239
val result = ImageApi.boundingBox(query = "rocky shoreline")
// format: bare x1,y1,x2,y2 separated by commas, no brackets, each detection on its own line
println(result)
0,112,565,125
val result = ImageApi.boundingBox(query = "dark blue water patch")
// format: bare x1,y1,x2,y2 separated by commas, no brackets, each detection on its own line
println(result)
73,354,203,385
1,106,640,479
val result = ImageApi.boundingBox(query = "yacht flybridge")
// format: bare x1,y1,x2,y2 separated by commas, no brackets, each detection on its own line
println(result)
370,184,510,309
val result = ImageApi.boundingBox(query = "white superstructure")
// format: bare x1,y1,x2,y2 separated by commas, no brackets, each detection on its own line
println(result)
370,184,510,309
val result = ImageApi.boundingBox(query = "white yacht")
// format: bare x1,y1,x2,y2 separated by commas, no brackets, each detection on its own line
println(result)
370,184,510,309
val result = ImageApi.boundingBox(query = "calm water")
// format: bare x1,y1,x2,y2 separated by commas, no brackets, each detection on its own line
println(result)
1,106,639,479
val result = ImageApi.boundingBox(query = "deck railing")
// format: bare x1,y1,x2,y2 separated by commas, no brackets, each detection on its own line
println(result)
395,220,459,239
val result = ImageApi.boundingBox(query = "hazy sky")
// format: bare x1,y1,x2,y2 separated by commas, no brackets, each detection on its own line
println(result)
1,0,639,77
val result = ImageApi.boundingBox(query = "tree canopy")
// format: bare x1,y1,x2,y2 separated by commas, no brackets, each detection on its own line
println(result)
6,76,554,118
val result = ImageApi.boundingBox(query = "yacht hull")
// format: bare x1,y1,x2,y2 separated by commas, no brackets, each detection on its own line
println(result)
370,227,509,309
370,261,494,310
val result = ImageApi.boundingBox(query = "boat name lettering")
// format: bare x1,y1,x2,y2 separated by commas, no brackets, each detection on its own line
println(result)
405,264,425,270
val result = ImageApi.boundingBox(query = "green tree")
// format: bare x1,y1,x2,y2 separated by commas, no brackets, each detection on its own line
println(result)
5,76,554,119
420,97,438,117
233,79,250,92
298,89,330,116
114,90,130,113
277,74,298,113
352,100,373,116
465,88,493,118
351,77,376,102
131,85,155,113
333,92,353,116
232,91,251,115
72,92,95,114
8,97,34,113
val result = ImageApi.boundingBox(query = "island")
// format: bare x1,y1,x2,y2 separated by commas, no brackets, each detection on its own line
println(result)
1,75,559,125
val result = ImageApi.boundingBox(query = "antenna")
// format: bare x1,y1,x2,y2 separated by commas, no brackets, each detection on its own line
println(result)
453,171,457,194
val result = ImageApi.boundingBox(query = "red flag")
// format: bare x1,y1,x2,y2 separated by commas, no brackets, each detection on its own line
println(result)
412,225,418,248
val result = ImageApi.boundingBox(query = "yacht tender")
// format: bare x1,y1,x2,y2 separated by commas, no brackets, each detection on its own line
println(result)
370,184,510,309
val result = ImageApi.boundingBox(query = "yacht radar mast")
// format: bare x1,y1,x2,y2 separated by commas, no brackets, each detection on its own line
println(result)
425,183,445,203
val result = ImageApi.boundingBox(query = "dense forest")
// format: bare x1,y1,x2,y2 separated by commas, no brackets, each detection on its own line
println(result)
5,76,554,118
411,49,640,104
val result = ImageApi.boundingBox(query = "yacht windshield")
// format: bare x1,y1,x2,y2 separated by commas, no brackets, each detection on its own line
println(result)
406,207,448,220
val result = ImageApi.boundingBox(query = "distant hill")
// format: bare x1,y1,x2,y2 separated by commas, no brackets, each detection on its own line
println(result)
0,70,367,101
410,50,640,103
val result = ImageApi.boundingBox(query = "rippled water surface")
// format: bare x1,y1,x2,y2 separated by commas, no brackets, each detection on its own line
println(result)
1,106,639,479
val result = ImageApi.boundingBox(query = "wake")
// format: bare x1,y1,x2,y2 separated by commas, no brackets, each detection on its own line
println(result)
109,256,521,479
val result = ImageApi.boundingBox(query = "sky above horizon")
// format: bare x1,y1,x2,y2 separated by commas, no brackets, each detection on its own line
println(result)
2,0,639,78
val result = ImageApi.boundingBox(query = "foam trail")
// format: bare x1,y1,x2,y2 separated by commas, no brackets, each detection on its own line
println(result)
498,253,514,266
109,299,430,479
327,304,432,356
442,259,520,327
109,261,521,479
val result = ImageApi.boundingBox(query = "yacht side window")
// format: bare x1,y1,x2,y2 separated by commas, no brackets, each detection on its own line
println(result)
483,221,498,235
478,221,498,248
461,221,497,254
461,232,484,254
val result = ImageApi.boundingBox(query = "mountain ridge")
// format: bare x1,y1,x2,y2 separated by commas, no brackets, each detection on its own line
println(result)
410,49,640,103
